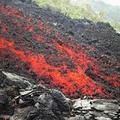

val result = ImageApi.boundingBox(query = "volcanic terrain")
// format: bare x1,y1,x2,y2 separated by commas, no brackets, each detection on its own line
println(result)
0,0,120,99
0,0,120,120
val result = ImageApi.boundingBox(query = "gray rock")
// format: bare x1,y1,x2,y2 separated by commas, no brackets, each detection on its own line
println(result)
84,112,93,119
92,99,119,111
36,93,53,109
67,115,85,120
73,99,91,110
50,89,71,112
0,90,14,116
95,116,112,120
0,71,119,120
70,99,120,120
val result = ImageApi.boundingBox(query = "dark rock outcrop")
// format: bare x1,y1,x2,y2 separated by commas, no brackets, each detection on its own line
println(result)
0,71,119,120
0,71,71,120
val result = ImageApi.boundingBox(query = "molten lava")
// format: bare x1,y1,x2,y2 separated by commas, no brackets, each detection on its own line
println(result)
0,6,119,98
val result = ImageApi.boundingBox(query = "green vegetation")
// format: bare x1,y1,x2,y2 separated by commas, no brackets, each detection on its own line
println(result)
34,0,120,31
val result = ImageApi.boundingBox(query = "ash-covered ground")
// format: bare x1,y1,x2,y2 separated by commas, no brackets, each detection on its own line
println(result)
0,0,120,119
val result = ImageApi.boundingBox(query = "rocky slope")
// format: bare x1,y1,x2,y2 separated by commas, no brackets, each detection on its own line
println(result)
0,0,120,119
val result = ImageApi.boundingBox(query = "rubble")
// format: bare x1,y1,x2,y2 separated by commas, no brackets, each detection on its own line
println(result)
70,98,120,120
0,71,119,120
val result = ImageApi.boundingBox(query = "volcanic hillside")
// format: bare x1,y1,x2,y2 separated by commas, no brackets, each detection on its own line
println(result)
0,0,120,98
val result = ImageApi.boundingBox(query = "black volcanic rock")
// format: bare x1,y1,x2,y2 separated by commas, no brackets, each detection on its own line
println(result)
0,71,71,120
0,90,8,110
0,90,14,116
0,71,119,120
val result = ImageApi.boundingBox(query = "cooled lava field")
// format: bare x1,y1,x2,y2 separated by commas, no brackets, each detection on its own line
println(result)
0,0,120,98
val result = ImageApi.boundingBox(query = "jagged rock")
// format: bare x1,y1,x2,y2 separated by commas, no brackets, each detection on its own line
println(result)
91,99,119,112
69,99,120,120
73,99,91,110
0,71,71,120
50,89,71,113
95,117,112,120
0,90,14,117
66,115,85,120
25,106,58,120
0,71,120,120
36,93,54,109
0,90,9,110
5,85,20,99
13,92,68,120
2,71,35,90
33,90,71,120
84,112,93,120
0,71,6,87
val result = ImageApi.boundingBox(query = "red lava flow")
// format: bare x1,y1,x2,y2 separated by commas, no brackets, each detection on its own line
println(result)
0,6,120,97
